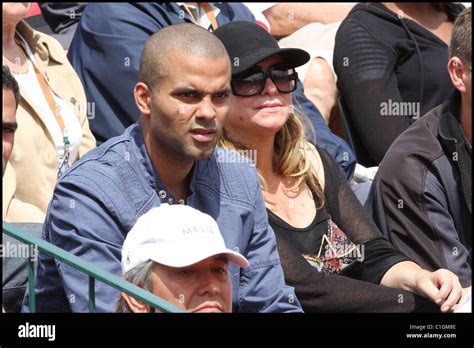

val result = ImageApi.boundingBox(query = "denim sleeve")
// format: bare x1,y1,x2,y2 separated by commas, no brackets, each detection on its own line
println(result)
26,172,129,312
239,184,303,313
293,80,356,181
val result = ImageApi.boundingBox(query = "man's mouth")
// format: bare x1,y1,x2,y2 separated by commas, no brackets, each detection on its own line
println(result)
189,301,225,313
190,128,217,143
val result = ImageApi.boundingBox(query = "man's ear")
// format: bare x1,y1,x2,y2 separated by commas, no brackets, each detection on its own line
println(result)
448,57,467,93
135,82,152,116
121,292,149,313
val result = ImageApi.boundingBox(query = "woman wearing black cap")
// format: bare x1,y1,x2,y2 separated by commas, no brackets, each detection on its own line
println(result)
214,21,466,312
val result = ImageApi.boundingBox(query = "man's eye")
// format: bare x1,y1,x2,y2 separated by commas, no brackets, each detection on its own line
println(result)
3,127,15,134
178,269,195,276
213,92,229,99
213,267,228,275
180,92,197,98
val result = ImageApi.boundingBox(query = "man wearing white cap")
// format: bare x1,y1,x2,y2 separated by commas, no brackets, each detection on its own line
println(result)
117,204,249,313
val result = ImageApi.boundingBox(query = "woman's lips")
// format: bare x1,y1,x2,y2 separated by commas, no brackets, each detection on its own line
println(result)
257,103,284,113
258,105,284,113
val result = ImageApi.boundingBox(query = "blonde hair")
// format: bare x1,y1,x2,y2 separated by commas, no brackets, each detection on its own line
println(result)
219,105,325,209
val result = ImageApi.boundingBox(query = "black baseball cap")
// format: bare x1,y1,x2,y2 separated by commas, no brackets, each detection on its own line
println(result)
213,21,310,75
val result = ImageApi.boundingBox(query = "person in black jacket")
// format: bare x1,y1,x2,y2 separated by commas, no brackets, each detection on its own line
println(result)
214,21,465,313
367,8,471,289
333,3,465,166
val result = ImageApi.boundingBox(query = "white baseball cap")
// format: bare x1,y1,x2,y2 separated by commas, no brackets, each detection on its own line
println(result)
122,204,249,273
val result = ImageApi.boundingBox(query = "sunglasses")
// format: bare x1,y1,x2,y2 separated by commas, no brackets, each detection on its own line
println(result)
231,64,298,97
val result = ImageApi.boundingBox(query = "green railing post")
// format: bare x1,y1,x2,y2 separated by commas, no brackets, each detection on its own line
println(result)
27,256,36,313
89,276,96,313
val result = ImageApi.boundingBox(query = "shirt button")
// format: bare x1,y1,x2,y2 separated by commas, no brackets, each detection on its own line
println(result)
70,97,77,104
158,190,167,199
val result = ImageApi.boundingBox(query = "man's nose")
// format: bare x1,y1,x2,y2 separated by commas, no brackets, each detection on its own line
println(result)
198,274,221,296
195,96,216,121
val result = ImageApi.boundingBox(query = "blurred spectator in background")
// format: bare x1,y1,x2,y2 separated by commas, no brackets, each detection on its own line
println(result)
39,3,86,50
21,3,53,36
242,2,272,31
367,7,471,288
2,2,95,223
334,2,465,167
263,3,352,39
3,65,34,314
2,65,19,176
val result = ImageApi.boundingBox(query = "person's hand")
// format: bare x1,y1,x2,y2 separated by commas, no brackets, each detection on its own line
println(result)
414,269,463,312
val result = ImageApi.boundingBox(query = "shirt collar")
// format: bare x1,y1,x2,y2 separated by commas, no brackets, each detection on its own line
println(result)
16,20,63,66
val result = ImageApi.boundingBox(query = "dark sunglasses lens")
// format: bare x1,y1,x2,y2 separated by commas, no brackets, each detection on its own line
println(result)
233,72,265,96
271,66,297,92
232,66,297,96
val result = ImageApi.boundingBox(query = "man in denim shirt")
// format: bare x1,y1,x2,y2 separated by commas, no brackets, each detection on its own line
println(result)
23,23,302,312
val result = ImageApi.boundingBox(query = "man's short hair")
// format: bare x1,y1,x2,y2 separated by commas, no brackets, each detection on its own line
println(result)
3,65,20,109
138,23,229,90
449,7,471,65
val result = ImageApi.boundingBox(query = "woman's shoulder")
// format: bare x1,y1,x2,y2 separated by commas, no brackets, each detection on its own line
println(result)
305,141,326,190
310,144,350,188
309,143,337,172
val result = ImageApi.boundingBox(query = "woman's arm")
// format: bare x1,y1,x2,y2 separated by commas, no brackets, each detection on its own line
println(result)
381,260,464,312
274,233,438,312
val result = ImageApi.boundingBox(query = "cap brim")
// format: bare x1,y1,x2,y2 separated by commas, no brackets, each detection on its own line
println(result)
224,251,250,268
232,47,310,75
152,249,249,269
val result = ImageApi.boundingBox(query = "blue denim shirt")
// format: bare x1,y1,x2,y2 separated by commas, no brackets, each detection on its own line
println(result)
22,121,302,313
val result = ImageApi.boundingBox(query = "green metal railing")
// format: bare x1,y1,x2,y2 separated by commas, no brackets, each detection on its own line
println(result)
3,222,185,313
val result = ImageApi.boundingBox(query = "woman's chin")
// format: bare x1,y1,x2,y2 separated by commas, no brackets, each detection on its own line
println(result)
254,115,288,134
226,112,288,140
255,122,286,136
